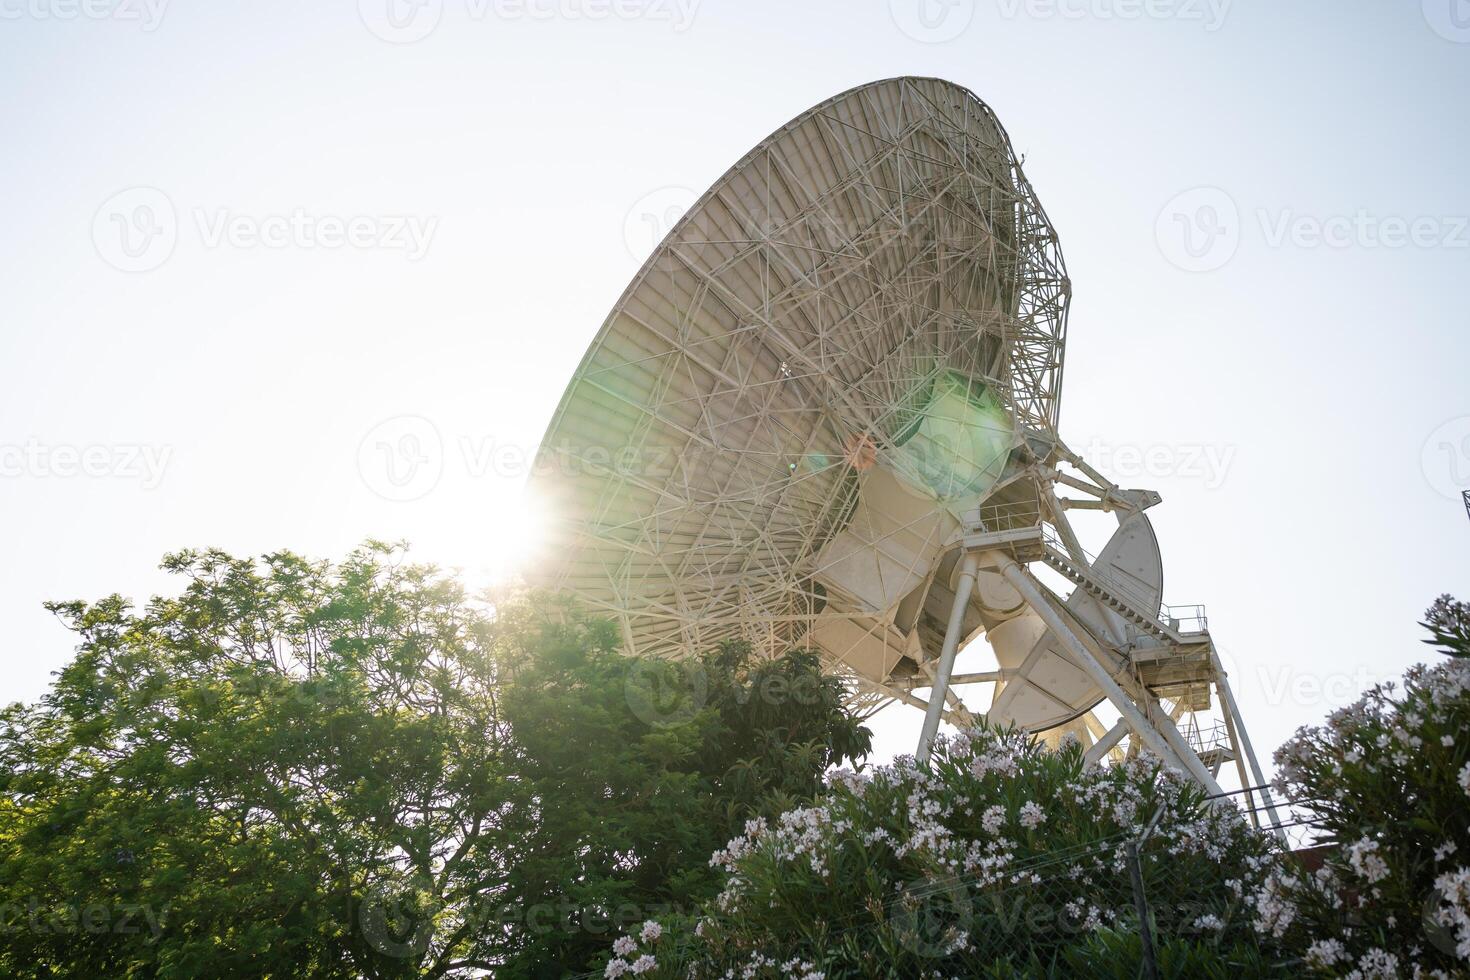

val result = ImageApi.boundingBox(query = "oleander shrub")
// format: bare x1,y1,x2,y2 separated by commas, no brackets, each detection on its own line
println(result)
601,723,1285,978
1259,599,1470,978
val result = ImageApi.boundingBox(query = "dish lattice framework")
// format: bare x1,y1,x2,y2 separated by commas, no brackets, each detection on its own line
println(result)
534,77,1067,694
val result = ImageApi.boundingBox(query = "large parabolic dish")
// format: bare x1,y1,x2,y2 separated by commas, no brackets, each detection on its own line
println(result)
533,76,1065,671
529,78,1281,816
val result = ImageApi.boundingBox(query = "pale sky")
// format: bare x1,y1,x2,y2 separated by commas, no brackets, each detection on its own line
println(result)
2,0,1468,778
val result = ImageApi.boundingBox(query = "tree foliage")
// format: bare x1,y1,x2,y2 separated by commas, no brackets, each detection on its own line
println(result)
0,544,868,978
493,598,869,975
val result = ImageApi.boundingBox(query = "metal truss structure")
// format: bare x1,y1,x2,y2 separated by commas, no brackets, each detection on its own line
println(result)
530,77,1281,827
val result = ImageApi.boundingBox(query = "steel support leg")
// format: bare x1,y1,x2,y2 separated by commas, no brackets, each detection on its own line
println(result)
1214,659,1287,840
997,558,1224,794
916,552,980,766
1217,678,1261,829
1084,718,1131,765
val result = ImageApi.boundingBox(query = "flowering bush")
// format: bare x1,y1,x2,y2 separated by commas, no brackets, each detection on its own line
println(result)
1424,594,1470,659
1266,604,1470,978
602,724,1282,977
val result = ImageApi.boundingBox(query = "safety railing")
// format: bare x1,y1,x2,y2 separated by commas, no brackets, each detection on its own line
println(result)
1160,604,1208,634
965,500,1045,533
1178,720,1231,756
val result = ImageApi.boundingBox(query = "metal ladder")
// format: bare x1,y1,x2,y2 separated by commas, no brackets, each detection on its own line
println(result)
1037,544,1195,648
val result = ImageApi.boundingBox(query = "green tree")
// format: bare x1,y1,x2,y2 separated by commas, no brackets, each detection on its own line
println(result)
0,545,869,978
491,598,870,975
0,544,523,978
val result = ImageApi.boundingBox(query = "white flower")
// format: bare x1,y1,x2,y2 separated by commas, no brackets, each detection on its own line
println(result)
1193,913,1224,931
639,920,662,943
1349,947,1399,979
1459,761,1470,796
981,804,1006,834
968,748,1018,780
1433,867,1470,960
781,958,824,980
612,935,637,956
1347,837,1391,884
1018,801,1046,829
1305,938,1347,968
1443,734,1455,747
605,958,629,978
630,954,657,974
825,767,870,797
1250,871,1298,938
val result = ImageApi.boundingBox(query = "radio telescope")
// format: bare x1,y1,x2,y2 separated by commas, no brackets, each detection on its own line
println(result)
530,77,1281,828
